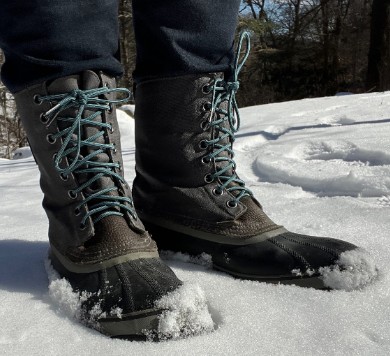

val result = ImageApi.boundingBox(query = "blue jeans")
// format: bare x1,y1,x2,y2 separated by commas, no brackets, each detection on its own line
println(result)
0,0,240,93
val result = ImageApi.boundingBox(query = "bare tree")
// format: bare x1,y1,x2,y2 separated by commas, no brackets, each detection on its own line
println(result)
0,50,27,159
118,0,136,95
366,0,390,91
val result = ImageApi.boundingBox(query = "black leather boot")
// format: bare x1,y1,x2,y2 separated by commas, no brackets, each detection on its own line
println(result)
133,33,376,290
14,71,183,338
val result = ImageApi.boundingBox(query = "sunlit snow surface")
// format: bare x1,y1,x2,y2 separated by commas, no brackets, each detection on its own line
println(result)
1,93,390,355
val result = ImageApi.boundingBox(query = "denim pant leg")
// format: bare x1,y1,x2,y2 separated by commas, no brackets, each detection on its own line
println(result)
0,0,123,93
132,0,241,83
0,0,241,93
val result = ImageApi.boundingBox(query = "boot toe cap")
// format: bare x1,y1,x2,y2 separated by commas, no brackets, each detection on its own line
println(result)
49,255,182,338
215,231,377,290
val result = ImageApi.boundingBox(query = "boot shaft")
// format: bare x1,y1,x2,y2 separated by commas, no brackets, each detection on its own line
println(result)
134,73,221,187
133,32,278,236
15,71,145,253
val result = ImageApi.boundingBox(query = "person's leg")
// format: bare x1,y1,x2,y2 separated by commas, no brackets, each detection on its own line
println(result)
132,0,377,290
132,0,241,83
0,0,122,93
0,1,188,338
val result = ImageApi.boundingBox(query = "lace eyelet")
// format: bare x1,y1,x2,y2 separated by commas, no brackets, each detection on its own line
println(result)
108,103,113,114
33,94,42,105
201,156,211,164
68,190,77,199
213,188,224,196
40,113,49,124
46,134,56,144
60,173,68,181
53,153,64,166
202,102,212,112
204,173,214,183
226,200,238,208
112,143,117,153
109,124,114,134
117,161,122,171
74,207,81,216
199,140,208,150
79,222,86,230
202,84,212,94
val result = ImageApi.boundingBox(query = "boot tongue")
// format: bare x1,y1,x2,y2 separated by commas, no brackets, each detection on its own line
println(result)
79,72,114,193
213,101,236,182
48,71,117,200
47,75,79,94
47,70,101,93
80,70,101,90
46,71,130,232
46,70,105,159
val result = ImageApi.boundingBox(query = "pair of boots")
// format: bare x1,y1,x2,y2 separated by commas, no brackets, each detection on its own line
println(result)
14,36,373,339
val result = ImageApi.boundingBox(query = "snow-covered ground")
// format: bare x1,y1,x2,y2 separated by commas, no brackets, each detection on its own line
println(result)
0,92,389,355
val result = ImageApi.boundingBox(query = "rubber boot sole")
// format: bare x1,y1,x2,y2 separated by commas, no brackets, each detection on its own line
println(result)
98,309,161,340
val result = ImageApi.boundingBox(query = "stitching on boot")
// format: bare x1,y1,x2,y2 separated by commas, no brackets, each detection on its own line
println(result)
280,232,341,257
269,238,312,270
143,259,180,288
99,268,109,312
116,264,135,312
128,259,165,297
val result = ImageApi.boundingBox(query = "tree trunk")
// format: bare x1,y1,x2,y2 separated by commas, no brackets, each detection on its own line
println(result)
246,0,258,19
321,0,330,89
118,0,135,91
366,0,390,91
291,0,302,49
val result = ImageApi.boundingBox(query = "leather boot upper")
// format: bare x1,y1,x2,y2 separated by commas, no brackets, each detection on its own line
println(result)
15,71,157,263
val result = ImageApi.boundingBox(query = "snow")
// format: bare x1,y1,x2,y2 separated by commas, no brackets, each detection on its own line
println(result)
319,249,379,292
1,91,390,355
152,282,214,341
118,104,135,118
45,259,85,322
12,147,32,160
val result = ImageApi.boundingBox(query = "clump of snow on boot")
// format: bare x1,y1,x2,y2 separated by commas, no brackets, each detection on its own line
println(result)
150,282,214,340
319,249,379,291
45,259,83,320
44,259,116,331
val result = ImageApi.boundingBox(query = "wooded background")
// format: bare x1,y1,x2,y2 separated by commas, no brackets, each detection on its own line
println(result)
1,0,389,158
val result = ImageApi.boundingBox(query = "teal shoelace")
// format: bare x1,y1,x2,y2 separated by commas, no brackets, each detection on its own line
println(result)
38,87,136,228
202,31,253,207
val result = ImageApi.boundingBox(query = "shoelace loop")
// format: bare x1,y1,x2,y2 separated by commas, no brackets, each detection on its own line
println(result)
38,86,137,226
